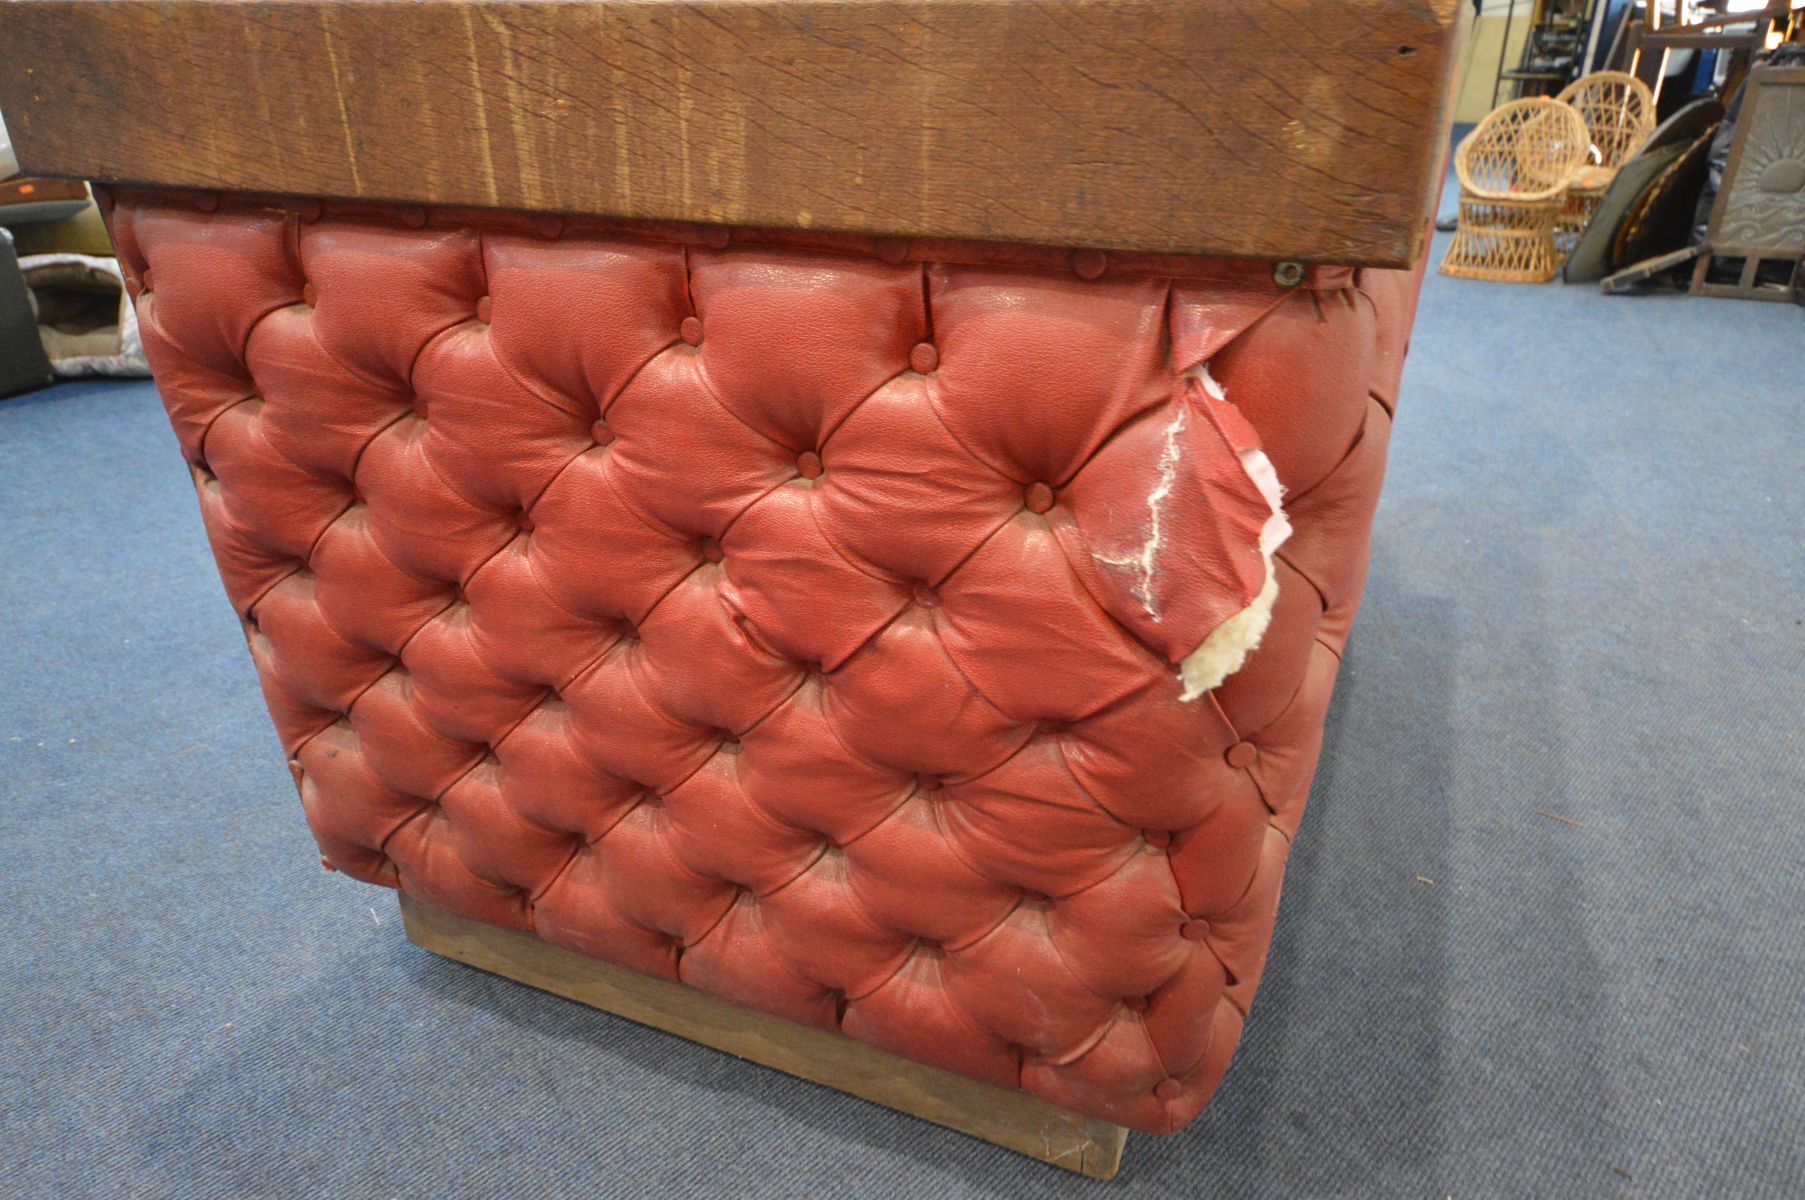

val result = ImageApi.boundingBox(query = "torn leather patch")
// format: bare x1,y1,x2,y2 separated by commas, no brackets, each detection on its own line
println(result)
1053,369,1289,698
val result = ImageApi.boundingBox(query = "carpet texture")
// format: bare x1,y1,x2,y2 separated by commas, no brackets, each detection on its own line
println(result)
3,226,1802,1196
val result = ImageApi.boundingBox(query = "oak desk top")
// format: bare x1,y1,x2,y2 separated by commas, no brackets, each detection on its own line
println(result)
0,0,1464,266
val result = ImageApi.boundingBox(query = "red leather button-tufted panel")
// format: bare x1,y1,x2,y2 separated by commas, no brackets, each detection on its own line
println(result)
110,189,1424,1135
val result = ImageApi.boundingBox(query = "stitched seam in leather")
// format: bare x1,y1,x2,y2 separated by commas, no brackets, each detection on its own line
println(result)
1242,755,1277,815
528,842,587,904
187,393,257,482
553,470,704,625
125,186,1367,288
481,332,625,428
514,442,599,526
586,333,685,423
732,509,917,675
940,884,1027,955
805,473,1014,603
685,345,814,460
676,916,827,1003
287,300,465,401
374,796,441,862
919,261,935,343
831,783,919,851
1275,392,1387,514
559,659,722,793
1272,549,1330,614
601,385,794,546
517,531,639,634
753,839,836,904
1042,740,1144,836
389,416,542,549
259,414,418,612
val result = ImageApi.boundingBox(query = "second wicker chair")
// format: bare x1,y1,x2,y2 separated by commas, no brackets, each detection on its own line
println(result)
1440,97,1591,283
1555,71,1658,243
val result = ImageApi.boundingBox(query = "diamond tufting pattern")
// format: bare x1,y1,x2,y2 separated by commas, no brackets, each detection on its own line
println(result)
108,188,1425,1135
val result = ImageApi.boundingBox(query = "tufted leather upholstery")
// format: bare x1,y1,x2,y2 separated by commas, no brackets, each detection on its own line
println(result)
109,188,1424,1135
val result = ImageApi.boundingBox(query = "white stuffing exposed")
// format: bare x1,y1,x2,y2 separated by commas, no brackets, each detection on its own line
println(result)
1178,567,1279,701
1174,363,1291,701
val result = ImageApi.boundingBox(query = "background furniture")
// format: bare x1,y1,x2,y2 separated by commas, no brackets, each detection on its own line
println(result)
1555,70,1659,241
0,0,1464,1179
0,229,54,399
1442,97,1592,281
1562,93,1723,281
1493,0,1602,104
1628,0,1798,111
1691,63,1805,298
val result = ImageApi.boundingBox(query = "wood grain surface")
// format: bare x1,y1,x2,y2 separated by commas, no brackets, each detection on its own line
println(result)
398,894,1130,1179
0,0,1463,264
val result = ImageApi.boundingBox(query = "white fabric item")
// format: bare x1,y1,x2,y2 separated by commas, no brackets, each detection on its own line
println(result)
19,252,151,378
0,108,18,180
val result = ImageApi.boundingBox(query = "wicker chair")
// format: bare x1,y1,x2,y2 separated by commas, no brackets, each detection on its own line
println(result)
1440,97,1591,283
1555,71,1657,244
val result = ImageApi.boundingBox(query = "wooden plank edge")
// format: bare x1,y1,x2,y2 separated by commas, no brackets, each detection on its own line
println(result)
0,0,1465,268
1414,0,1478,267
397,894,1130,1180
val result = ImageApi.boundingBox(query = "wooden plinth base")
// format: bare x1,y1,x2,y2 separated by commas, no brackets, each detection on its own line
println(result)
399,895,1130,1179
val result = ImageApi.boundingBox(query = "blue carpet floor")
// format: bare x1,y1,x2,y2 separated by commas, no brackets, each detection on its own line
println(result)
3,235,1802,1198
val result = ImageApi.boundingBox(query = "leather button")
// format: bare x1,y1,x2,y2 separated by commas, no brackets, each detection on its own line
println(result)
516,509,535,533
911,582,940,609
1180,919,1209,941
296,199,323,223
1144,830,1172,849
701,226,731,250
411,394,429,420
1154,1079,1183,1100
1124,995,1150,1013
591,420,614,446
533,214,564,240
301,283,318,308
320,856,336,873
1225,741,1258,769
1072,249,1107,280
875,237,910,265
1024,482,1054,513
139,269,154,293
476,296,492,324
915,774,943,793
797,450,823,479
401,206,429,229
680,316,704,346
700,536,725,563
909,342,939,374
